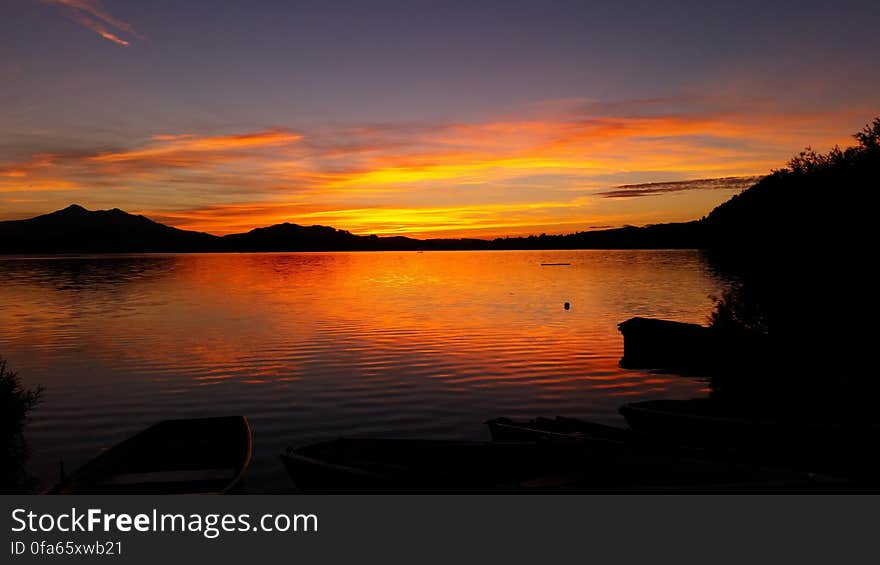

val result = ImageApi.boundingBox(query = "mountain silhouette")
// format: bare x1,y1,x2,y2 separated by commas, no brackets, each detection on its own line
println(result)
0,204,217,253
2,117,877,254
220,223,492,252
222,223,366,251
0,205,493,253
0,195,806,253
1,204,705,253
0,172,849,253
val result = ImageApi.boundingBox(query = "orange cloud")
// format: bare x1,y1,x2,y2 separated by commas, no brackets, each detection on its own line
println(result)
141,203,320,235
0,179,81,193
306,113,813,195
42,0,142,46
89,130,302,163
70,12,128,46
0,154,81,192
0,106,863,236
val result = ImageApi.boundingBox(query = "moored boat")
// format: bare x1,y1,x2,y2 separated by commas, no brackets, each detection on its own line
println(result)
619,399,880,479
617,317,769,373
620,399,775,444
486,416,631,443
281,436,836,492
47,416,253,494
281,438,586,491
617,317,716,370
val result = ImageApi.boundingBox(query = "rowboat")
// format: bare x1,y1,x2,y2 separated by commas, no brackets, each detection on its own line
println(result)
619,399,852,447
619,399,880,479
617,317,716,370
486,416,631,443
620,399,774,443
281,436,836,492
47,416,253,494
616,317,768,373
281,438,588,491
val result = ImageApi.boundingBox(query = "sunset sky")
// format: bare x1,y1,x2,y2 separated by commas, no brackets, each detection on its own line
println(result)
2,0,879,237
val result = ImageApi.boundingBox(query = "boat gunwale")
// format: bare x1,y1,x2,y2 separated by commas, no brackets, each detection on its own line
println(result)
280,448,392,483
221,415,253,494
44,415,253,495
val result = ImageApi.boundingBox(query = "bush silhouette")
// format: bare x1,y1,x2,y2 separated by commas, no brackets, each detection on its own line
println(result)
1,357,43,493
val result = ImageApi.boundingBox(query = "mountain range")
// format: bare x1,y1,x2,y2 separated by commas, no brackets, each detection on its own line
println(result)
0,146,865,254
0,202,712,253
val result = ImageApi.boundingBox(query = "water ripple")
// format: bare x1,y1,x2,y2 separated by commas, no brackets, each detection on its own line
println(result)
0,250,730,492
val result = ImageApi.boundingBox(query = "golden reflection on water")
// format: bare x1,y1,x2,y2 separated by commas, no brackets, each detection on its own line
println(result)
0,250,727,491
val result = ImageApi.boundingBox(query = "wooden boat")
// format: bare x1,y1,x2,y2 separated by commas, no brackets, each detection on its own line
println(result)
281,438,589,491
47,416,253,494
617,317,717,370
619,399,855,446
619,399,880,478
281,436,836,492
617,317,769,373
486,416,631,443
621,399,772,443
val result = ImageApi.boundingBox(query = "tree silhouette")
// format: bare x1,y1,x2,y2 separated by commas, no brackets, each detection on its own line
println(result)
1,357,43,493
705,116,880,406
854,117,880,150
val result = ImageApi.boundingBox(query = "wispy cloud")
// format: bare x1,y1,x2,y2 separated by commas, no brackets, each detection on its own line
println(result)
597,176,763,198
42,0,142,46
0,154,82,192
89,129,302,165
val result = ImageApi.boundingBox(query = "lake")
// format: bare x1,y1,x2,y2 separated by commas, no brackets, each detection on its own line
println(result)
0,250,730,492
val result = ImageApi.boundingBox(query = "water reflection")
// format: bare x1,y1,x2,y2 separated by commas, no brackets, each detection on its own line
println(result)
0,250,730,492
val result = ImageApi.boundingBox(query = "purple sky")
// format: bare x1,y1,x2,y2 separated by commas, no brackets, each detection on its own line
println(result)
2,0,878,236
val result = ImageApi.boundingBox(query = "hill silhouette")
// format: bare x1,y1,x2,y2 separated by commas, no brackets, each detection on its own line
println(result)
0,204,216,253
700,117,880,405
0,205,707,253
2,117,877,254
221,223,492,252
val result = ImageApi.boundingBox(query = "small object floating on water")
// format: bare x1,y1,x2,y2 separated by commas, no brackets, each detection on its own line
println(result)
540,262,571,266
46,416,253,494
564,302,570,310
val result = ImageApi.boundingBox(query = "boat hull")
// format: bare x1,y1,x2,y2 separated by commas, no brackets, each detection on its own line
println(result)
620,399,880,479
47,416,253,495
281,436,831,492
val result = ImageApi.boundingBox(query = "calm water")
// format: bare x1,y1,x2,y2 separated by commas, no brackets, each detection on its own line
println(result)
0,250,729,492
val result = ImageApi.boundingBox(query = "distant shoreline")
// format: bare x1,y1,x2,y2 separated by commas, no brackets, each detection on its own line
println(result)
0,247,705,258
0,204,710,255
